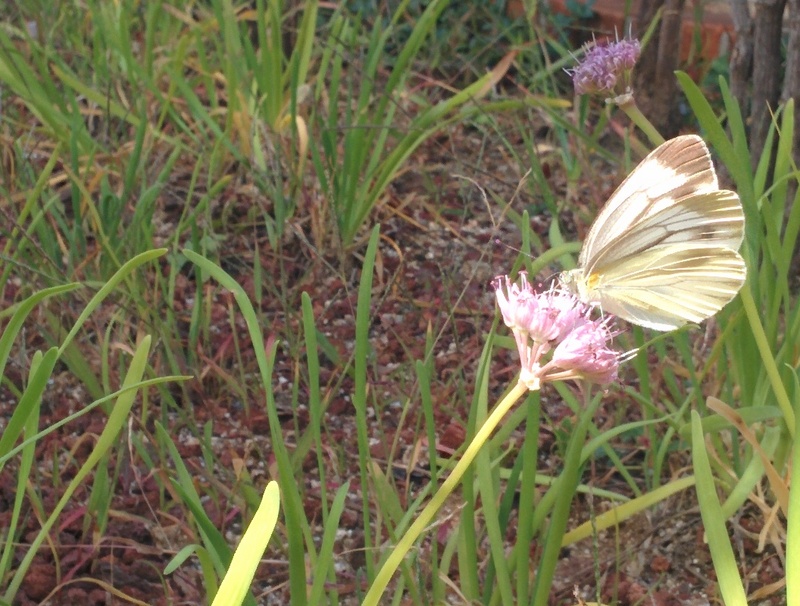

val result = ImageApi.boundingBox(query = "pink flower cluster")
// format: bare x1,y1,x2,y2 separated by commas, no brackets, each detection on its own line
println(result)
492,273,620,390
569,39,640,97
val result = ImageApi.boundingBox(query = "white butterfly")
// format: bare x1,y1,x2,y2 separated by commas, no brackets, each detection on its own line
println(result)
560,135,747,331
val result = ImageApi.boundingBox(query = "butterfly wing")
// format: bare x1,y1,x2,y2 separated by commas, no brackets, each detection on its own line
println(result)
579,135,723,269
583,189,744,277
591,244,747,330
567,135,747,330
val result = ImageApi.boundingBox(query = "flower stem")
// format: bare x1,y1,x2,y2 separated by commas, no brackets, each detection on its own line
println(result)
616,96,664,146
361,381,530,606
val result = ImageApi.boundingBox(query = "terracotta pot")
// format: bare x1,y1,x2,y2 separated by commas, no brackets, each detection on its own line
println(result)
546,0,735,61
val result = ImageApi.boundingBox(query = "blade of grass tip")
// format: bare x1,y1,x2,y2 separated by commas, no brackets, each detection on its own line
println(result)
100,318,114,395
561,476,696,545
181,248,311,605
0,284,78,378
57,249,167,355
690,409,748,606
3,336,152,603
210,482,281,606
164,544,219,597
769,107,794,215
370,461,405,529
753,125,778,207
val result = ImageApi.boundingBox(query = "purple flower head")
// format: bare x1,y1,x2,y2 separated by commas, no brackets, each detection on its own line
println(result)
493,272,540,333
493,274,622,389
492,272,542,378
528,288,587,343
569,39,640,98
545,318,621,385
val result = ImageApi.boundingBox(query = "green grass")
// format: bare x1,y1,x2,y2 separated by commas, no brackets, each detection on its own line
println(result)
0,0,797,604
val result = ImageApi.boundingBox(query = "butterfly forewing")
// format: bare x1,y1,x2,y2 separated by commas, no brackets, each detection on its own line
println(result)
579,135,720,268
584,190,744,276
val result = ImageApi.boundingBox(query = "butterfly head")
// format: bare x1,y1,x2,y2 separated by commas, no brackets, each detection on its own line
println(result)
559,268,601,305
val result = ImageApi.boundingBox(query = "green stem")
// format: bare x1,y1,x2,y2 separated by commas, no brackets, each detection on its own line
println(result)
616,96,664,146
361,381,530,606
